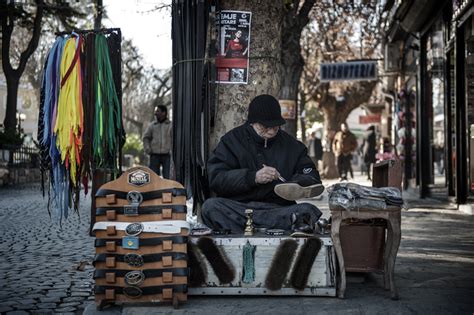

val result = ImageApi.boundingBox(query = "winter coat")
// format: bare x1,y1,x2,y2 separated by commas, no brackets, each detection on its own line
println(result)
207,123,321,206
332,130,358,156
142,119,172,155
308,137,323,160
361,129,377,164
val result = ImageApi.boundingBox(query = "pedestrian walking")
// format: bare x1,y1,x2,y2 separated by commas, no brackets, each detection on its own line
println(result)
307,131,323,171
332,122,358,181
142,105,172,178
360,125,377,180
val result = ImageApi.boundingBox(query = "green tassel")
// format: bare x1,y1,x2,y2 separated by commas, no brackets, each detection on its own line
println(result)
242,240,256,284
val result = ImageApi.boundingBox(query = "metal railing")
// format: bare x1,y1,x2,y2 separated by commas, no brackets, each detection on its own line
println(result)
0,145,39,168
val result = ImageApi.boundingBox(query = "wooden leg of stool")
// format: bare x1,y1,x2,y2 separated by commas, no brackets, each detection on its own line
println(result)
387,212,401,300
384,219,393,290
331,214,346,298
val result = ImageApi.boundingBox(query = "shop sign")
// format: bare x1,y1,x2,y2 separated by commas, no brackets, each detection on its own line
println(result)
359,114,381,124
320,61,377,82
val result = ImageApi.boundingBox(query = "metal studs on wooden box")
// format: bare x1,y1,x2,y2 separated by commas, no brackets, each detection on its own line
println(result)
93,166,189,309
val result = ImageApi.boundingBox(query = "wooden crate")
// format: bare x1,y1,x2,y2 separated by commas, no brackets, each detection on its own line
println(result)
188,235,336,296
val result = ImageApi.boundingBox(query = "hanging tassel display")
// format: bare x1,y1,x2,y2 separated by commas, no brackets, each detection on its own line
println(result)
93,34,122,173
242,240,256,284
38,29,123,225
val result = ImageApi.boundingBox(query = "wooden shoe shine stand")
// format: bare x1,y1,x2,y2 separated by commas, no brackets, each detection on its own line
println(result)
331,159,403,299
93,166,188,309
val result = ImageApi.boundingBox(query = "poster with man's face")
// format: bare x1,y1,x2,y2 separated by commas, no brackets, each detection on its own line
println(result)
215,10,252,84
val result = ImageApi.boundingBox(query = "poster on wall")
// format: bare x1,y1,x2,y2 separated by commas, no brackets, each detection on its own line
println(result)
215,10,251,84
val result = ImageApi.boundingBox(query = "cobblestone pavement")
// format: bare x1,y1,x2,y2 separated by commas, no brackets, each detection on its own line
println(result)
2,179,474,315
0,184,95,314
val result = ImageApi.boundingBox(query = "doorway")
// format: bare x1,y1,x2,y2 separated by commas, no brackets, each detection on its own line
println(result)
426,19,447,190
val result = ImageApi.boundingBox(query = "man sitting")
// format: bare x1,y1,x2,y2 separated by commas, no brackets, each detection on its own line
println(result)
201,94,324,236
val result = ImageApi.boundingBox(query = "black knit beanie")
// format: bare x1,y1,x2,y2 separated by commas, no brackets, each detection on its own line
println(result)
247,94,286,127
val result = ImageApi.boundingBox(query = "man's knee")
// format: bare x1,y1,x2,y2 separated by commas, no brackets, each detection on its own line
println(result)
298,203,322,218
201,197,224,220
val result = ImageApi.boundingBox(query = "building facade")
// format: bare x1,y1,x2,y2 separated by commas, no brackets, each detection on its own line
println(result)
383,0,473,206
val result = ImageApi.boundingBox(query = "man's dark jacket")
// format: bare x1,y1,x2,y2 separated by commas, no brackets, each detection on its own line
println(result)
361,129,377,164
207,123,321,206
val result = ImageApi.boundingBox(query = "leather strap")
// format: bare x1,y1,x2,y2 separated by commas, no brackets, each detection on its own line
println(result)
95,188,187,200
96,205,187,216
92,221,190,234
94,284,188,295
95,236,187,247
93,252,187,265
94,268,188,279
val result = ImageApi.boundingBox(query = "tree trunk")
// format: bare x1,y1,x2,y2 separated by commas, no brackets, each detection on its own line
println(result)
321,106,345,179
4,76,20,132
1,1,44,134
94,0,103,29
279,51,303,136
279,0,316,137
299,90,307,143
210,0,283,150
317,80,377,178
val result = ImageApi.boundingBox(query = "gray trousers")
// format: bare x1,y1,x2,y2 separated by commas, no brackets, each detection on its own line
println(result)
201,197,322,234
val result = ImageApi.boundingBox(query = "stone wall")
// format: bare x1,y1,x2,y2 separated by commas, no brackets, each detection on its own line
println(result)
0,167,41,186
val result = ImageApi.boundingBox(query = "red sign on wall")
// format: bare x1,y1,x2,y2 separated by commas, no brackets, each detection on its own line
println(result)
359,114,381,124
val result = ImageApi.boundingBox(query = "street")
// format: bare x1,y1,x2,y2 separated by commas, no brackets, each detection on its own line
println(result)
0,177,473,314
0,184,95,314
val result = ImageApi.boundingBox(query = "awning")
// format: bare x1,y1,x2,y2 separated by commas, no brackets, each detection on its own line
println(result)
385,0,450,42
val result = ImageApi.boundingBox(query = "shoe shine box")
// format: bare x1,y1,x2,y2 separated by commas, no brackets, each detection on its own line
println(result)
187,235,337,296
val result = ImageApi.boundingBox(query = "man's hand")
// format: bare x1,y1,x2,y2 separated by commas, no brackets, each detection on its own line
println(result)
255,164,280,184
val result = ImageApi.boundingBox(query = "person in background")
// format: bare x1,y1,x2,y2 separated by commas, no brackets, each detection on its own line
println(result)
360,125,377,180
142,105,172,178
332,122,358,181
434,130,445,175
307,131,323,171
376,137,394,161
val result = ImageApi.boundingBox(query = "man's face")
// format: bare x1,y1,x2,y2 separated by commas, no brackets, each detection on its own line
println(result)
341,123,347,132
252,123,280,140
155,108,166,120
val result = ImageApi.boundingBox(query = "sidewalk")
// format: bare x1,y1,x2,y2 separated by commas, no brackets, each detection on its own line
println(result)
84,174,474,314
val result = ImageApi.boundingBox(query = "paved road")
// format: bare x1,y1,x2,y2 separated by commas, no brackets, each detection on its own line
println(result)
1,179,474,314
0,184,95,314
